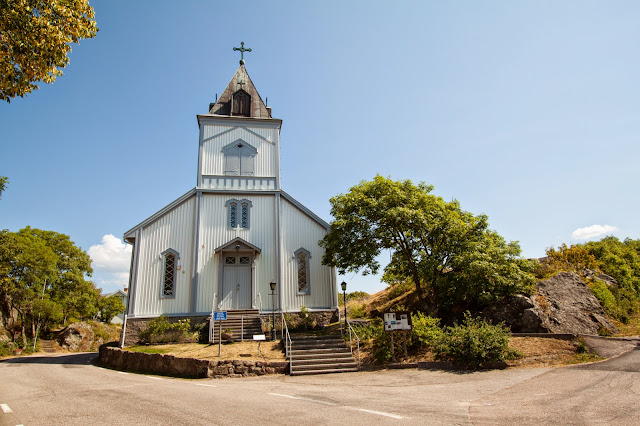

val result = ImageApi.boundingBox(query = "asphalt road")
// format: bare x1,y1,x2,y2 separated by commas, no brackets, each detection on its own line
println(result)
1,346,639,425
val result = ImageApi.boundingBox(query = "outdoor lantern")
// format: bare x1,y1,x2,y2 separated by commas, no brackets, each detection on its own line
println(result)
270,281,277,340
341,281,348,332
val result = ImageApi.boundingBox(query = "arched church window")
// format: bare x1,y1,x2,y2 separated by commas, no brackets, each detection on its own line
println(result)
231,89,251,117
295,248,311,295
161,249,179,298
226,199,252,229
222,139,257,176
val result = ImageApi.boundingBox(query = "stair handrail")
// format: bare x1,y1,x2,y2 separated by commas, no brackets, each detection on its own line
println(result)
346,319,361,369
281,312,292,375
255,293,262,312
209,293,217,343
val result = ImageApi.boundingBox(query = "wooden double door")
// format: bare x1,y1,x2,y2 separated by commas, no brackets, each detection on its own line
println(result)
220,254,252,310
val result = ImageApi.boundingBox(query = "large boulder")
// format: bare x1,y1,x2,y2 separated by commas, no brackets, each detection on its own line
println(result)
483,272,617,335
57,322,95,351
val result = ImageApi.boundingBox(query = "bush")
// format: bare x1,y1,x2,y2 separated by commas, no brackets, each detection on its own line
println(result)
433,313,510,369
349,303,367,319
410,312,442,349
138,316,193,344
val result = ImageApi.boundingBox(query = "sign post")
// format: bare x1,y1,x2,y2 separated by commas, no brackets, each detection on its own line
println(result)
383,312,412,361
214,311,227,356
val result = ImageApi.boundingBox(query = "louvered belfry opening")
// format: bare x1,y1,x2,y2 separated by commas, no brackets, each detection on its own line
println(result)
231,89,251,117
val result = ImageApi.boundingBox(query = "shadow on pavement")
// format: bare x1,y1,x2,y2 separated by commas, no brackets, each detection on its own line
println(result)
0,352,97,365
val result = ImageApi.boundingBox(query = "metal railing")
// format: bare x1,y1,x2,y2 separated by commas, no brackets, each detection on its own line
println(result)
346,320,361,368
255,293,262,312
281,312,292,375
209,293,218,343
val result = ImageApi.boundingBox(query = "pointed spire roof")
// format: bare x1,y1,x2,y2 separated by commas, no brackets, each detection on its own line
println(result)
208,65,271,118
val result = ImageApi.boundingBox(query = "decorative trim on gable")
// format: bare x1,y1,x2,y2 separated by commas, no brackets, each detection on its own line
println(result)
214,237,262,254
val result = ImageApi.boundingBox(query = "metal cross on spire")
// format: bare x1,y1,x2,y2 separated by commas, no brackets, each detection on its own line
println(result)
233,41,252,65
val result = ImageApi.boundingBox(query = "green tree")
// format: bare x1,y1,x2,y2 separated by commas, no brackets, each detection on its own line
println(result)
0,227,98,345
320,176,535,318
97,294,125,323
0,230,57,345
0,176,8,199
0,0,98,102
18,227,96,322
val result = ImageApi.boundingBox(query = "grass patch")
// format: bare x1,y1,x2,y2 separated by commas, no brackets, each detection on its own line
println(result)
125,341,285,362
613,312,640,336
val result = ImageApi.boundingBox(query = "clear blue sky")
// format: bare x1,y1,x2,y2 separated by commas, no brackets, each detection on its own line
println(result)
2,1,640,295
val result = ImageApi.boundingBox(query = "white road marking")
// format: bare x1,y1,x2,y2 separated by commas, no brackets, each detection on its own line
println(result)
195,384,217,388
117,371,129,375
355,408,404,419
269,393,336,406
0,403,13,413
145,376,163,380
269,393,403,418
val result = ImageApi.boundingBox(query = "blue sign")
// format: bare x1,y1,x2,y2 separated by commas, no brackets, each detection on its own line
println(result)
214,311,227,321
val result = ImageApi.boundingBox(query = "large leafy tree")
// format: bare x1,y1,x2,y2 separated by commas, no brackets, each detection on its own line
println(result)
0,0,98,102
0,227,98,344
320,176,535,318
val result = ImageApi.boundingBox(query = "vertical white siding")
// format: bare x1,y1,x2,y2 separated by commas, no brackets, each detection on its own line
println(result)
196,193,277,312
201,124,279,179
133,197,196,316
280,198,336,312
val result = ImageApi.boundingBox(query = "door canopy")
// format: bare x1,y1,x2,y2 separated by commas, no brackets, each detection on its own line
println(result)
214,237,261,254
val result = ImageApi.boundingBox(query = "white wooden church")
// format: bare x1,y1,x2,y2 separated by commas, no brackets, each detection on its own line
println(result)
123,50,338,322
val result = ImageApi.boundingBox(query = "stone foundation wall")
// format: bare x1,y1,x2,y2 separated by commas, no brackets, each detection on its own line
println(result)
99,345,289,378
121,315,210,346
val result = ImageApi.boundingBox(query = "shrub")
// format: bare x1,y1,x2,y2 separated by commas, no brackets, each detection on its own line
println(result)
433,313,510,369
349,303,367,319
410,312,442,349
139,316,193,344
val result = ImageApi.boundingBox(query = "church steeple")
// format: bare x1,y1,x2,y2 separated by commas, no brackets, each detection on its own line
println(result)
208,45,271,119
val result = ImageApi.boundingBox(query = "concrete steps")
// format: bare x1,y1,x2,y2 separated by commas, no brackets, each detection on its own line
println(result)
39,340,56,353
210,310,266,343
288,334,358,376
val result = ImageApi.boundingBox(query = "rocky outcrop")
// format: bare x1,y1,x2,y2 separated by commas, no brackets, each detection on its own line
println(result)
99,345,289,378
57,322,95,351
483,272,617,335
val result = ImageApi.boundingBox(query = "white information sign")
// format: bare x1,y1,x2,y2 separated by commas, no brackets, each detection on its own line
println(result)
384,312,412,331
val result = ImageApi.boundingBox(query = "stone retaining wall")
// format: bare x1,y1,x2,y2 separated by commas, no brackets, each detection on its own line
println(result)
99,345,289,378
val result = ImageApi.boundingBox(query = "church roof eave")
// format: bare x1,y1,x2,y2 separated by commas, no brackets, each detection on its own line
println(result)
123,188,197,241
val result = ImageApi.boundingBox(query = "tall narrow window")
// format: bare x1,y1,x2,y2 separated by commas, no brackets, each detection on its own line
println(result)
161,249,179,298
229,203,237,228
241,202,249,228
222,140,257,176
226,199,252,229
295,248,311,295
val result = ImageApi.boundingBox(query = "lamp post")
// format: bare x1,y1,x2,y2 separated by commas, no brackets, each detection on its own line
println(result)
270,281,276,341
341,281,347,332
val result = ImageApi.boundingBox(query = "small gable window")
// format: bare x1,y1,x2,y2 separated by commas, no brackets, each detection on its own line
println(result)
226,199,252,229
231,89,251,117
161,249,179,298
295,248,311,295
222,139,257,176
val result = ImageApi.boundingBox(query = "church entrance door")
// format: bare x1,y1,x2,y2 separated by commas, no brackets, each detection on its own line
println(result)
220,254,252,310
